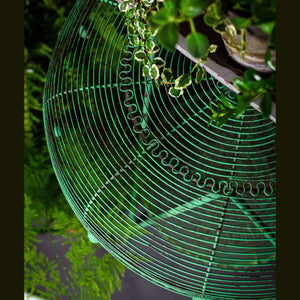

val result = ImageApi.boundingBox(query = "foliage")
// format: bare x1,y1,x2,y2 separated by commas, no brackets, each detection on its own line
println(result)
120,0,211,98
24,0,126,298
119,0,276,126
209,68,276,127
25,195,125,300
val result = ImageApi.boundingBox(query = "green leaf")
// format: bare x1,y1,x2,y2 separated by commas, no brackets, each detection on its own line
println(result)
265,47,276,71
152,57,166,68
127,24,136,35
226,24,237,38
220,94,236,110
157,22,179,50
235,94,252,118
213,22,226,33
233,77,250,92
260,20,276,35
161,68,173,83
145,40,156,51
208,44,218,53
118,2,128,12
134,50,147,62
203,2,223,26
150,64,160,80
142,65,150,76
175,74,192,89
149,8,171,29
125,8,135,19
180,0,210,18
129,35,139,46
169,87,184,98
260,93,272,118
186,32,209,59
231,17,251,29
195,67,205,84
150,45,160,54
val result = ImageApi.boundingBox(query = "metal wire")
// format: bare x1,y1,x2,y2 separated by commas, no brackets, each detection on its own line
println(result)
43,0,276,299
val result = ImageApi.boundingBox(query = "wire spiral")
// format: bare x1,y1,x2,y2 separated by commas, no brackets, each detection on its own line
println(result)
43,0,276,299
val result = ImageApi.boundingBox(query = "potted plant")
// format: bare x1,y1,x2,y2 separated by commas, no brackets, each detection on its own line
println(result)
118,0,276,126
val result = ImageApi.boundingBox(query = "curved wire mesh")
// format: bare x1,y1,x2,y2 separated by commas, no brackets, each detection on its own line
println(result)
43,0,276,299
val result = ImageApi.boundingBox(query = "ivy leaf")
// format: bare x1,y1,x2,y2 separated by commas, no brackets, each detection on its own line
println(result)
186,32,209,59
150,64,160,80
169,87,184,98
134,50,147,62
118,2,128,12
157,22,179,50
213,22,226,33
150,45,160,54
152,57,166,68
125,8,135,19
260,93,272,118
226,24,237,38
203,2,223,26
129,35,139,46
127,24,136,36
180,0,210,18
195,67,205,84
231,17,251,29
161,68,173,83
175,74,192,89
208,44,218,53
142,65,150,76
265,47,276,71
145,40,156,51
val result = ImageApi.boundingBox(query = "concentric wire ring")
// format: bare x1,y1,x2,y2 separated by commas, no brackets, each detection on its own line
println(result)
43,0,276,299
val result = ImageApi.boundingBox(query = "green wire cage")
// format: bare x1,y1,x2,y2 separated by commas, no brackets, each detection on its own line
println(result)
43,0,276,299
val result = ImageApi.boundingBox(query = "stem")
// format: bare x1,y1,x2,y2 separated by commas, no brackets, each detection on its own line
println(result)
189,18,196,33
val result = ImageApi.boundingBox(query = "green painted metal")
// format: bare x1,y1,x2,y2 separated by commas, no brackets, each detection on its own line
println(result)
43,0,276,299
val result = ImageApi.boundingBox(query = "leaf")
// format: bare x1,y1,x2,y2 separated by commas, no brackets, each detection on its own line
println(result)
134,50,147,62
233,77,250,92
129,35,139,46
175,74,192,89
142,65,150,76
260,93,272,118
226,24,237,38
203,2,223,26
260,20,276,35
213,22,226,33
231,17,251,29
145,40,156,51
125,8,135,19
186,32,209,59
265,47,276,71
180,0,210,18
152,57,166,68
220,94,236,110
235,94,252,118
150,64,160,80
195,67,205,84
149,8,171,29
208,44,218,53
157,22,179,50
127,24,136,35
161,68,173,83
118,2,128,12
169,87,184,98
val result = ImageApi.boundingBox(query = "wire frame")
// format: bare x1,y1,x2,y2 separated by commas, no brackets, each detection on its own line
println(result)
43,0,276,299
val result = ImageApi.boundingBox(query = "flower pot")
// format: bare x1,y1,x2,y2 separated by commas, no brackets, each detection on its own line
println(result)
221,25,276,73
